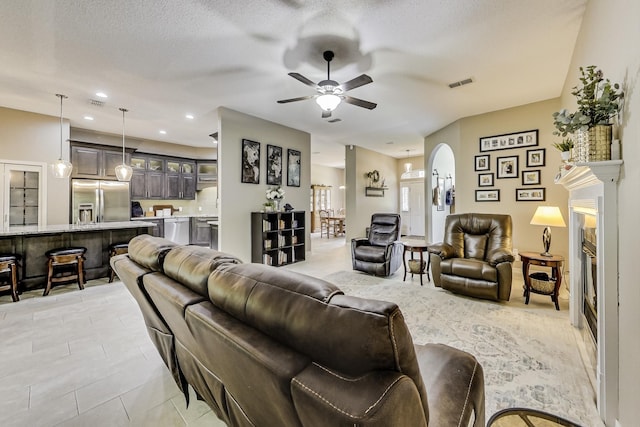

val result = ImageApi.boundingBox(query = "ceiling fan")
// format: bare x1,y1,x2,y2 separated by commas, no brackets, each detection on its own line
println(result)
277,50,377,118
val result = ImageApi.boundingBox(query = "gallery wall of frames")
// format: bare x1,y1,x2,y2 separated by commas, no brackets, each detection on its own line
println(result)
474,129,546,202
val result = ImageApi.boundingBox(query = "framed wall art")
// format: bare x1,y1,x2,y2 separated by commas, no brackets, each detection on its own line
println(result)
516,187,546,201
436,178,445,211
474,154,490,171
521,169,541,185
241,139,260,184
266,144,282,185
526,148,546,167
479,129,538,152
475,189,500,202
287,148,301,187
478,172,494,187
496,155,519,179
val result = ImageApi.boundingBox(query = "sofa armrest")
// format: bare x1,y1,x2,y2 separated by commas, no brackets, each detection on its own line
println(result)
427,243,456,259
351,237,370,249
415,343,485,427
486,248,514,266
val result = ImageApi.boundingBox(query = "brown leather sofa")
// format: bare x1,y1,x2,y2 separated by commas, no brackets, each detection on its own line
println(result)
429,213,514,301
351,213,404,276
112,234,485,426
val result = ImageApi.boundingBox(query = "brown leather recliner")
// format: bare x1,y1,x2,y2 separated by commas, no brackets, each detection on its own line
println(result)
351,213,403,276
429,213,514,301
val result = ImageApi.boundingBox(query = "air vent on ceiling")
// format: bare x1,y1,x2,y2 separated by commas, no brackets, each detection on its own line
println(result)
327,118,342,123
89,98,105,107
448,78,473,89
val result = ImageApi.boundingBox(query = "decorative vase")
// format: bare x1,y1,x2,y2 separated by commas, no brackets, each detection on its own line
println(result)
588,124,612,161
274,199,281,212
560,151,571,162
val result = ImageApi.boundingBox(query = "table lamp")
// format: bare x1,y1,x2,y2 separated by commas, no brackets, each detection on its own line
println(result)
530,206,566,257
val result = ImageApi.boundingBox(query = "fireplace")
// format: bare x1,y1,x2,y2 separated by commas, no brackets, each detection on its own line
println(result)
555,160,621,426
581,215,597,343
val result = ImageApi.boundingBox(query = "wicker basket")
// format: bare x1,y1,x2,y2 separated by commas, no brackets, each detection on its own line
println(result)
408,259,426,274
529,272,556,294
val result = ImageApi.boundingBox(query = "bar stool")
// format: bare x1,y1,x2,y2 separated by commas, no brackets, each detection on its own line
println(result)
0,254,21,302
44,247,87,296
108,243,129,282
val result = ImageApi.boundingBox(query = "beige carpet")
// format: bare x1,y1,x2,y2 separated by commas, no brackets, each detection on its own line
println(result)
323,270,603,427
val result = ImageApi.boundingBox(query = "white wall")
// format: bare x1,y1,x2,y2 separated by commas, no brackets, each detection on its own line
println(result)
566,1,640,425
217,107,310,262
0,107,70,224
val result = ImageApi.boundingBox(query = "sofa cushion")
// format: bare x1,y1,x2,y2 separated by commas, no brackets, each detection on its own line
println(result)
440,258,498,282
127,234,177,272
163,245,241,297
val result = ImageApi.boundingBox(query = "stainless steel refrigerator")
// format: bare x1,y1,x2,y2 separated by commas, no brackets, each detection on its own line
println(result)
71,179,130,224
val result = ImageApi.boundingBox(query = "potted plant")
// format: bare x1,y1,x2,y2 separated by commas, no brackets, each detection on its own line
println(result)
552,66,623,161
365,170,380,187
552,139,574,162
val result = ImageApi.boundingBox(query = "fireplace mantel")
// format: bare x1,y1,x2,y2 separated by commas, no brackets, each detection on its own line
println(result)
555,159,622,426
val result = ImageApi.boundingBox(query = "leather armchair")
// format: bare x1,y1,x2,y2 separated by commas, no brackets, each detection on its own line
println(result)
429,213,514,301
351,213,403,277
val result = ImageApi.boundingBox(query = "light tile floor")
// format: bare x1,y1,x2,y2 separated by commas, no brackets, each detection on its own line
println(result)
0,235,580,426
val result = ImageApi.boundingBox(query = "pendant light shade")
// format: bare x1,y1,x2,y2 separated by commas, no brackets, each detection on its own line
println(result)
51,94,73,178
115,107,133,182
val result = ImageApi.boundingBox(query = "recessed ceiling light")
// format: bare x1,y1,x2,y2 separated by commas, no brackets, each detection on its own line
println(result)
83,115,94,121
159,130,167,135
185,114,194,120
95,92,108,98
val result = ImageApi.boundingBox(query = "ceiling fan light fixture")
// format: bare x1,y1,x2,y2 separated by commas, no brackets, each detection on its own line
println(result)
316,94,341,111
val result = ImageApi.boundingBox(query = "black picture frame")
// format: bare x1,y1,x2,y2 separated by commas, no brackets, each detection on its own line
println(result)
526,148,546,167
516,187,546,201
287,148,301,187
478,172,494,187
474,154,490,171
521,169,541,185
241,139,260,184
475,189,500,202
496,155,519,179
479,129,538,152
266,144,283,185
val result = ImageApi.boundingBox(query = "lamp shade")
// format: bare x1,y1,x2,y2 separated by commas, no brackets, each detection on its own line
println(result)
530,206,566,227
116,107,133,181
315,94,341,111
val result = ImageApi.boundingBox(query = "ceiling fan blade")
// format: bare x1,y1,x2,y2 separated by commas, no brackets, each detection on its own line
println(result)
288,72,318,88
277,95,315,104
339,74,373,92
343,96,377,110
321,110,332,119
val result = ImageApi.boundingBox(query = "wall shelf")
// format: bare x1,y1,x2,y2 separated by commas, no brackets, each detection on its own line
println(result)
365,186,388,197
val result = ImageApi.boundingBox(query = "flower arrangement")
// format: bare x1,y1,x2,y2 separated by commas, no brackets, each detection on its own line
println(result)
571,65,623,129
266,186,285,201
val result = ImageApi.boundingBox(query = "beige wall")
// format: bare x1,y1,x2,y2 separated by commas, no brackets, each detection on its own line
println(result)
345,145,399,240
568,1,640,425
0,107,70,224
311,164,345,211
425,99,568,261
217,107,310,262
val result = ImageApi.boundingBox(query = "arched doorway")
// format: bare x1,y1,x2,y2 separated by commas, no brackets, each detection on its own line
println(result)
426,143,455,243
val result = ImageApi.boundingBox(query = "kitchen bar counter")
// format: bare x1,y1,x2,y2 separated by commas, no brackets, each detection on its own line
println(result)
0,221,156,291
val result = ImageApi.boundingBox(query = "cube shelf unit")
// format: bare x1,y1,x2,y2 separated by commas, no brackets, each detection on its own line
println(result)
251,211,306,266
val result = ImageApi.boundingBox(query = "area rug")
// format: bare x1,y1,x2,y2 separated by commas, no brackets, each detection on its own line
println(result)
323,270,602,427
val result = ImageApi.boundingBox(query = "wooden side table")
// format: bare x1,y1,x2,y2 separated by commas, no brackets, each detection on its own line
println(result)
402,240,430,286
520,251,564,310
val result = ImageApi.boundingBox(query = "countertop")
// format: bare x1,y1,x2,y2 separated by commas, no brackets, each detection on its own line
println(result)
0,220,157,237
132,214,218,220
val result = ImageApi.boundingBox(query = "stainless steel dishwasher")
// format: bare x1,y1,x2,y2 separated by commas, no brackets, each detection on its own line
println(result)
164,217,190,244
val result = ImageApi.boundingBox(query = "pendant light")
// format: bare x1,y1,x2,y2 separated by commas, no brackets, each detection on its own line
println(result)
115,107,133,181
51,94,73,178
403,149,413,173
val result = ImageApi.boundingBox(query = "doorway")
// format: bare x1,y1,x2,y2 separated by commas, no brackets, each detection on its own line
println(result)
400,179,425,237
426,144,455,243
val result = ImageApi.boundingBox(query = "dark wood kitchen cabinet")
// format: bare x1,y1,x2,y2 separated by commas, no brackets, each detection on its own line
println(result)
190,216,216,246
165,159,196,200
71,145,128,179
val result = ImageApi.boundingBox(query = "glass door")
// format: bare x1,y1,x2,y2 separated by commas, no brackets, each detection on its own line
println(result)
1,163,45,229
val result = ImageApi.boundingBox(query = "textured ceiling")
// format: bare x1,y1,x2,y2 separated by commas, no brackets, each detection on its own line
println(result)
0,0,587,167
